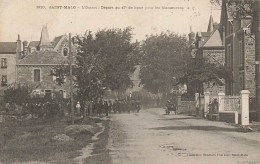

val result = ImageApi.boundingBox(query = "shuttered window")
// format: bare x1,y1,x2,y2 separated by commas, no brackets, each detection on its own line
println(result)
34,69,40,82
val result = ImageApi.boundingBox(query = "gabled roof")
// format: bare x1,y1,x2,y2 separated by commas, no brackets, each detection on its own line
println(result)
203,30,223,48
28,41,39,48
18,50,69,65
53,35,67,51
53,35,64,48
0,42,17,53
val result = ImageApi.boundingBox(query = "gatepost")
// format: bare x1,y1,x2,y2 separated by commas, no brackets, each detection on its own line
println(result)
218,93,225,112
240,90,250,126
195,93,199,116
204,92,210,118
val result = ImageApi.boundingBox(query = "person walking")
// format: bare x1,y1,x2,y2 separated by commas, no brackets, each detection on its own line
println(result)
76,101,81,116
104,101,109,116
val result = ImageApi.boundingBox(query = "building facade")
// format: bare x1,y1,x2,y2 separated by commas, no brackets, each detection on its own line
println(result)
15,25,76,98
220,0,255,96
189,15,225,95
0,37,21,88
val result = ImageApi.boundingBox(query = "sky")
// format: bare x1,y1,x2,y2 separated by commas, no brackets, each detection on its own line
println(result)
0,0,221,42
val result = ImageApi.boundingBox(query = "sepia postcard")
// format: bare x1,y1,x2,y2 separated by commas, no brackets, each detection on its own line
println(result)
0,0,260,164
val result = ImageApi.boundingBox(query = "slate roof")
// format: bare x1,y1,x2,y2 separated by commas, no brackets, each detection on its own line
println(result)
28,41,39,48
18,50,69,65
0,42,17,53
203,30,223,48
53,35,64,48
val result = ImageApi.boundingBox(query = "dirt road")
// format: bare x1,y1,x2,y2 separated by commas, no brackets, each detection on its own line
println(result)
107,108,260,164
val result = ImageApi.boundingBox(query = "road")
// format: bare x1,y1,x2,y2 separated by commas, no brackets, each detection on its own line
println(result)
107,108,260,164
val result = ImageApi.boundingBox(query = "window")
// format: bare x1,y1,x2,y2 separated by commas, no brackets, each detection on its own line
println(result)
63,47,68,57
1,58,7,68
1,75,7,86
34,69,40,82
59,90,66,98
45,90,52,99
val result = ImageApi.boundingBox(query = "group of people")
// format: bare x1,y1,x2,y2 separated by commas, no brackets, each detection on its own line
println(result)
3,97,142,118
4,99,65,118
81,99,142,116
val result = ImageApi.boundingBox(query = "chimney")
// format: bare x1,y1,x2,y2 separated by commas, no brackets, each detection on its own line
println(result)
23,41,28,56
16,34,22,59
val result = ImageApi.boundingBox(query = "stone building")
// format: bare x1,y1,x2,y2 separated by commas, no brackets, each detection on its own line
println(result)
189,15,225,95
0,36,22,102
0,37,21,88
16,25,76,98
220,0,255,96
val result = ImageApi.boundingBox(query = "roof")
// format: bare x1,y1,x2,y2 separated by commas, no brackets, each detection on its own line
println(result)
18,50,69,65
203,30,223,48
53,35,64,48
207,15,214,32
28,41,39,48
0,42,17,53
39,25,53,48
201,32,211,43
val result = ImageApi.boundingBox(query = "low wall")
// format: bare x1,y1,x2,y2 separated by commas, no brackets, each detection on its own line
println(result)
177,101,196,115
219,111,238,124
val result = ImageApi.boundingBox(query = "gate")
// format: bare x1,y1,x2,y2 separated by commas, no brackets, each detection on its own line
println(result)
207,97,218,120
223,95,240,112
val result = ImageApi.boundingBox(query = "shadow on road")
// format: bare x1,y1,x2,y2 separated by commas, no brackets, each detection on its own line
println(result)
150,126,251,133
158,117,200,120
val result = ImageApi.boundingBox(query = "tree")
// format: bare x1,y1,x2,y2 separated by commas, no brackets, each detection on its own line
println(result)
73,27,139,105
139,32,189,95
4,83,32,105
210,0,253,18
178,57,232,95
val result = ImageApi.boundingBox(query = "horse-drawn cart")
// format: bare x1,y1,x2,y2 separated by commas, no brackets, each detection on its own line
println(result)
166,102,177,115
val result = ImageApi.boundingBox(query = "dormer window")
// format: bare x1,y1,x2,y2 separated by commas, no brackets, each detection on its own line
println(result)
63,47,69,57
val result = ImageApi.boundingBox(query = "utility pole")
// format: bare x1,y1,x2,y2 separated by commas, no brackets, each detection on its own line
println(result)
255,1,260,121
69,33,74,124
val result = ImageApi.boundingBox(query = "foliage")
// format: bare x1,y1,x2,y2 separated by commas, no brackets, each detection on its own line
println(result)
73,27,139,103
139,32,189,94
178,57,232,94
4,84,32,105
210,0,254,17
50,64,69,86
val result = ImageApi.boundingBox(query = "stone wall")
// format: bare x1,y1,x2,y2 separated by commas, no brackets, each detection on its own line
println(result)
177,99,196,115
17,65,71,96
202,49,225,95
244,35,255,97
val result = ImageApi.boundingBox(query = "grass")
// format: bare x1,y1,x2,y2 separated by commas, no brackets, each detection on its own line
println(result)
0,115,101,164
82,120,112,164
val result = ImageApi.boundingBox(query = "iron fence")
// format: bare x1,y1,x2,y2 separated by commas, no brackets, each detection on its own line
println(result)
223,95,240,112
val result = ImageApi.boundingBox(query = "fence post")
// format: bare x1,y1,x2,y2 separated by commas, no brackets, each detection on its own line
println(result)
240,90,250,126
195,93,199,116
218,92,225,112
204,92,210,118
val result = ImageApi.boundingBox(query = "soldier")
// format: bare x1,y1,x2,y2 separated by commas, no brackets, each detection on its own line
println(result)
104,101,109,116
